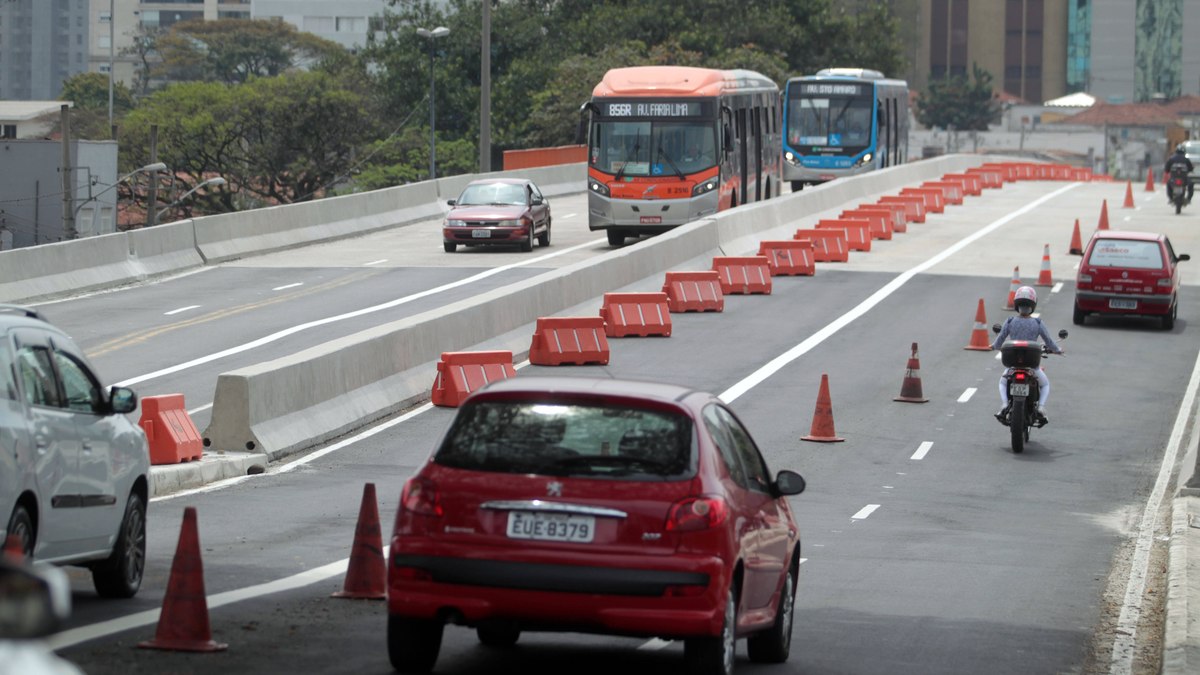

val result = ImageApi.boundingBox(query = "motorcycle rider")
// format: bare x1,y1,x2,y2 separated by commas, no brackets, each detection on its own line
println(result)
1164,145,1195,204
992,286,1064,425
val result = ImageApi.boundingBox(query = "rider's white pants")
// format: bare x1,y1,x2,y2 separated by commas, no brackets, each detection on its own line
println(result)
998,367,1050,409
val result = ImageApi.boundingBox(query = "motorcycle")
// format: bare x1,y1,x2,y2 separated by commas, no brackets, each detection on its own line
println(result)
1167,164,1192,215
991,325,1068,453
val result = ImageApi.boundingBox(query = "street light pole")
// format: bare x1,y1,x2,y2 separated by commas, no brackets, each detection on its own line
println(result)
155,176,226,222
108,0,114,132
416,26,450,181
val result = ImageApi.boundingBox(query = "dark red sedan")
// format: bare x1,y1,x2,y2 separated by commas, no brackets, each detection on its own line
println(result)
442,178,552,253
387,376,806,675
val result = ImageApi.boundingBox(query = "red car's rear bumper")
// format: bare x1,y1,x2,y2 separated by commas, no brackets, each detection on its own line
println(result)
1076,291,1173,316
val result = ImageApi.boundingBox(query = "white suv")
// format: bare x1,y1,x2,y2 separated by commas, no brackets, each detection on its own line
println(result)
0,305,149,598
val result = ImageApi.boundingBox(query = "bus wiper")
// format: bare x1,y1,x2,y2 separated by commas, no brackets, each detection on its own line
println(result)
614,131,641,181
657,143,685,179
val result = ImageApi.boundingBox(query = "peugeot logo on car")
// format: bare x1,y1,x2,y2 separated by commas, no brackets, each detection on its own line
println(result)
546,481,563,497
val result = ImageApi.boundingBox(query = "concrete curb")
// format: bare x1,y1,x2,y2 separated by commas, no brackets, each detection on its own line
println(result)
149,451,268,498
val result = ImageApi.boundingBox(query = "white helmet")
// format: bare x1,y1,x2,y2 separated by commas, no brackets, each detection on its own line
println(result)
1013,286,1037,316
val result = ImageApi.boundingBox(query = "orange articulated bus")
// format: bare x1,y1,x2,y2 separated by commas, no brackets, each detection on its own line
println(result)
580,66,782,247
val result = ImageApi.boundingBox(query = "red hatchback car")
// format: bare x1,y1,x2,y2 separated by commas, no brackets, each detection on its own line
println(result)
442,178,551,253
387,377,806,675
1074,230,1190,329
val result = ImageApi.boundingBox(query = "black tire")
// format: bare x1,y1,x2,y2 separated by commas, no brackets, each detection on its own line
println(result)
537,220,551,247
791,181,804,192
607,229,625,247
747,566,795,664
443,242,456,253
388,614,444,673
6,505,34,558
1072,303,1085,326
1163,303,1176,330
92,493,146,598
1009,399,1026,454
1176,199,1183,215
476,623,521,648
520,226,534,252
684,586,737,675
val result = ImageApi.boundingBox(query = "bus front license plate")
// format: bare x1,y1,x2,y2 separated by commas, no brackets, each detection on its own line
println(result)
639,216,662,224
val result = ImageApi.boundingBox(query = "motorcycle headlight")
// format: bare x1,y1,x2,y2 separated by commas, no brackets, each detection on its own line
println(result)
692,180,718,197
447,219,467,228
589,178,610,197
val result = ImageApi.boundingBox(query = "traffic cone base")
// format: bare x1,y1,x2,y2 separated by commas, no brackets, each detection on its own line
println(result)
333,482,386,600
894,343,929,403
1036,243,1053,286
1068,219,1084,256
801,374,844,442
965,298,992,351
138,507,228,653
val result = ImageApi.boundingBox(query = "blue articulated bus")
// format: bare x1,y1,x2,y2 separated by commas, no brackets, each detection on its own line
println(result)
782,68,909,191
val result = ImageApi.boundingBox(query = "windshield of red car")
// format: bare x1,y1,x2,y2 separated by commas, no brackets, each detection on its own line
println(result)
1087,240,1164,269
435,400,695,480
457,184,527,206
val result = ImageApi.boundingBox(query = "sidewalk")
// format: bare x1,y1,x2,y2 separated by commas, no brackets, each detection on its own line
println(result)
1165,493,1200,673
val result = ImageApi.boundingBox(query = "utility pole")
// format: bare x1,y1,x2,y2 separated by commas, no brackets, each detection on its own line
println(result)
480,0,492,172
146,125,159,226
61,105,76,240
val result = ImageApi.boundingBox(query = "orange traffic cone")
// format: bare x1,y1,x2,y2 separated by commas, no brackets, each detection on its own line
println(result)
801,374,844,442
332,483,386,600
1123,180,1135,208
1003,266,1021,310
1068,218,1084,255
964,299,992,351
1145,167,1155,192
139,507,228,652
1036,244,1053,286
894,343,929,403
3,533,24,561
1098,199,1110,230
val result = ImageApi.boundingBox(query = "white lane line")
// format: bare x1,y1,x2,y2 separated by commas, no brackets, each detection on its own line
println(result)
911,441,933,460
273,282,303,291
718,183,1079,403
117,238,606,387
958,388,977,403
851,504,881,520
1051,281,1063,293
164,305,200,316
363,259,388,266
47,556,356,650
560,212,577,219
187,402,213,416
1109,344,1200,674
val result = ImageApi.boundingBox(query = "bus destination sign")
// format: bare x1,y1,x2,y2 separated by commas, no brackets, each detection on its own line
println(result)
799,83,862,96
601,101,703,118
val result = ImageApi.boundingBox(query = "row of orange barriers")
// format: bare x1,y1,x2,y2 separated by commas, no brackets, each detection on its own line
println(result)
428,160,1105,407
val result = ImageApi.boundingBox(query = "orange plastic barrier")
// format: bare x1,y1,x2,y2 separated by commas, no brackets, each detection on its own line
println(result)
817,219,872,252
899,187,945,213
600,292,672,337
841,208,894,239
964,167,1004,188
922,181,964,205
139,394,202,465
863,202,908,233
980,163,1018,182
941,173,983,195
792,228,850,262
712,256,772,294
529,317,610,365
878,195,926,223
431,351,517,407
757,240,816,276
662,271,725,312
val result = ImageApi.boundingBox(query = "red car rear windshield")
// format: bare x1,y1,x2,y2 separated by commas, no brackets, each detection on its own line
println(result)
435,400,695,480
1087,239,1164,269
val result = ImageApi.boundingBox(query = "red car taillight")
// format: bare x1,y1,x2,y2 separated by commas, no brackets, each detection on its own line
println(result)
666,496,729,532
401,477,443,517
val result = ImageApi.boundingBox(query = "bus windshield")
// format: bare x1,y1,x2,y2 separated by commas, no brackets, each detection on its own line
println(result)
590,121,717,177
788,93,873,152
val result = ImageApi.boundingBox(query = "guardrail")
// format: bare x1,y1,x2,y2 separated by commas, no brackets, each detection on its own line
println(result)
200,155,995,461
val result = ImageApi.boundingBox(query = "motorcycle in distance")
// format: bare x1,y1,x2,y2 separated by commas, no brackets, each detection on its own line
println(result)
990,325,1068,453
1167,164,1193,214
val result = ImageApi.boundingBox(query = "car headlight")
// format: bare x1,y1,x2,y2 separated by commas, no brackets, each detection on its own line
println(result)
692,180,718,196
784,151,795,163
857,152,873,166
447,219,466,228
498,219,519,228
589,178,610,197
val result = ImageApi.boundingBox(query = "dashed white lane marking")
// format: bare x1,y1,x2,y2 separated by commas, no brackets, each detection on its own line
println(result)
164,305,200,316
1051,281,1063,293
363,259,388,266
851,504,881,520
958,388,977,403
911,442,933,461
272,282,303,291
718,183,1079,403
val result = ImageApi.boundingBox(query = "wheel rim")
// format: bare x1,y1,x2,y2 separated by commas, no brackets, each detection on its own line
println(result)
780,573,794,646
123,505,146,586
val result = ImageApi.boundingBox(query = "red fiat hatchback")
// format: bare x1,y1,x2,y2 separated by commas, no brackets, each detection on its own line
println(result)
387,377,806,675
1074,230,1190,329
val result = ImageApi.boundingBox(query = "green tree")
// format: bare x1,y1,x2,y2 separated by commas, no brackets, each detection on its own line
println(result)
916,63,1001,131
53,72,136,140
156,18,345,85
